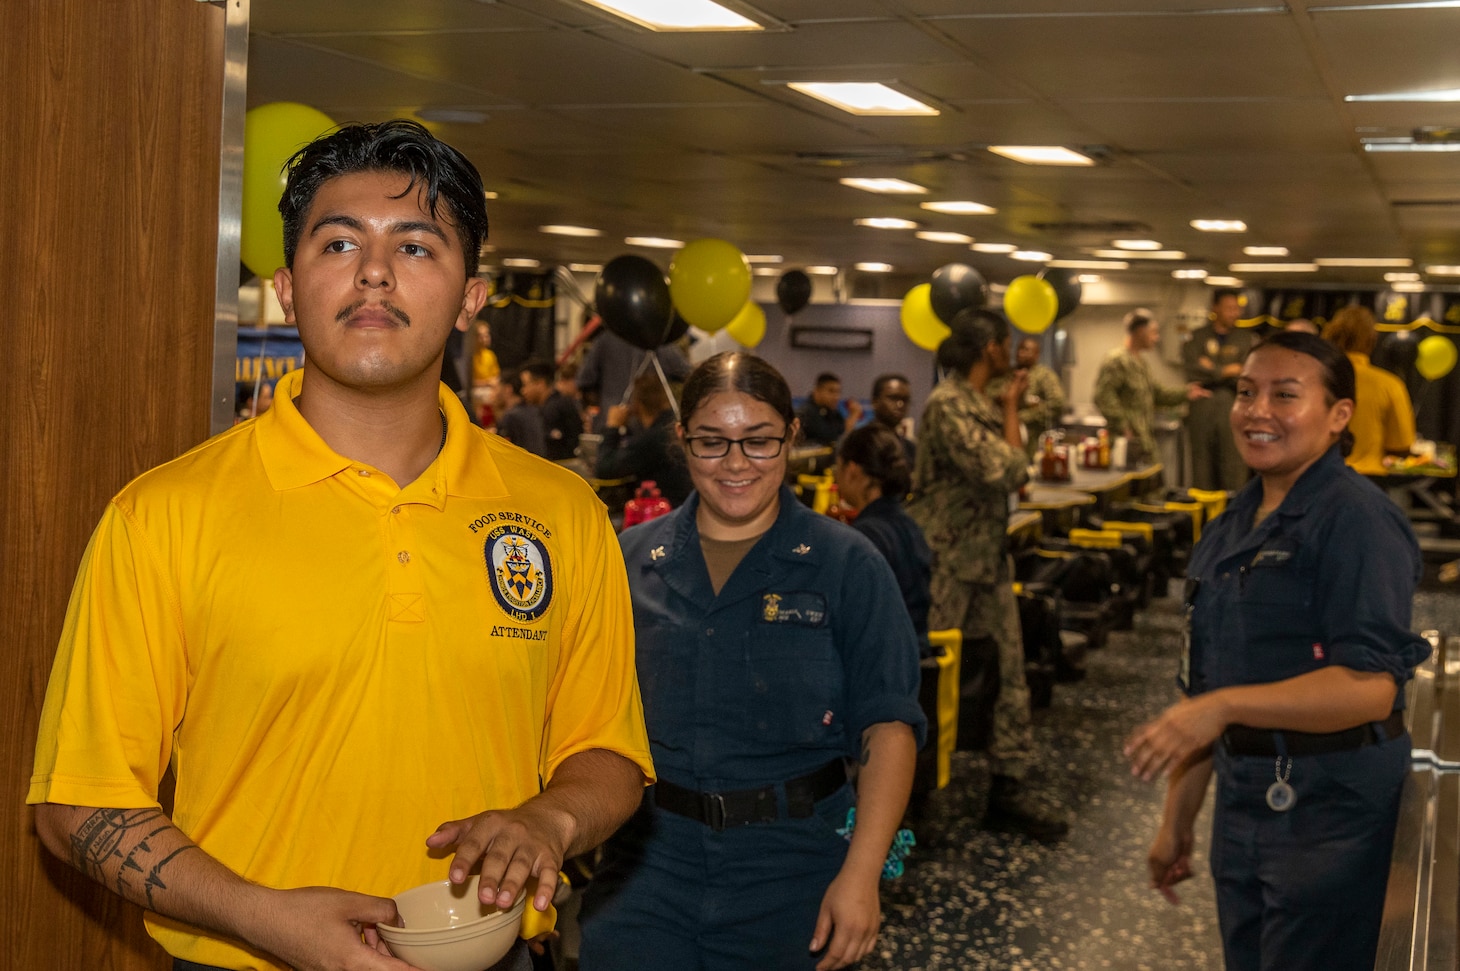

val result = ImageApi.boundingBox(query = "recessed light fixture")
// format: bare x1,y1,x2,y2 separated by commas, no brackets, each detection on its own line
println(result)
840,177,928,194
1205,276,1244,286
625,236,683,249
1426,265,1460,275
1323,1,1460,10
1012,250,1052,262
1190,219,1247,233
787,82,938,116
567,263,603,274
806,265,840,275
752,267,779,276
539,224,602,237
855,262,894,272
1363,141,1460,153
1243,246,1289,257
1112,240,1163,251
855,217,918,230
1046,259,1129,270
971,242,1017,253
1314,257,1414,268
1347,87,1460,103
1228,262,1319,272
988,146,1095,166
1172,269,1210,279
1386,271,1423,282
1077,274,1101,284
484,191,499,201
745,254,784,264
1393,281,1427,292
1093,249,1186,260
921,200,996,215
577,0,761,31
916,231,974,244
502,258,542,269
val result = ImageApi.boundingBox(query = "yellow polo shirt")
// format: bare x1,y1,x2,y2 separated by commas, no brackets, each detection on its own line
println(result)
29,368,653,970
1346,351,1416,476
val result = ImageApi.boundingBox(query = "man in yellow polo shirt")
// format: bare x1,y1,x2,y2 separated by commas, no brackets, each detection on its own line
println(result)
28,120,653,971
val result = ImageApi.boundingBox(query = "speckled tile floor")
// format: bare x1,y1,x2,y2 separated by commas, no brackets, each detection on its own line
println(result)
863,593,1224,971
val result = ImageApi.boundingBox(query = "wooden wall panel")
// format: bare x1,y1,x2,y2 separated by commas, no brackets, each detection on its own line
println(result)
1,2,224,968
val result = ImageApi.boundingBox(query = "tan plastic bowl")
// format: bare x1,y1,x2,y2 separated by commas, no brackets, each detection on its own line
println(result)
376,875,525,971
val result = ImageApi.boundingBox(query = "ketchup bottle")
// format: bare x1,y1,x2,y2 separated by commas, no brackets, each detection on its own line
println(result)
622,481,672,528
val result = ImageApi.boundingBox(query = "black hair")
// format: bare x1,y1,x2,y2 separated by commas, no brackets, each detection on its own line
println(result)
278,119,489,278
1123,308,1156,335
519,359,555,385
680,352,794,433
814,372,841,387
936,307,1009,375
838,423,912,498
1210,288,1242,307
501,371,525,397
1249,330,1357,456
871,373,910,399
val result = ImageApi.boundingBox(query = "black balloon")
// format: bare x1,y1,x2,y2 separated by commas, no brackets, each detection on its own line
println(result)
776,270,813,316
663,311,689,345
595,254,674,350
1037,267,1083,321
929,263,988,324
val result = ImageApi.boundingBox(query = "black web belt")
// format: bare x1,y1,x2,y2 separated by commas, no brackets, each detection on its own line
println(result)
1222,711,1405,758
652,760,848,831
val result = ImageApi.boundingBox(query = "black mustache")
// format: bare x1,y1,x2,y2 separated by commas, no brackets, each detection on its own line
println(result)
335,300,411,327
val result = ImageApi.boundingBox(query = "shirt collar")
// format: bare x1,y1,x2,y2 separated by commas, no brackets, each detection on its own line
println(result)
1228,444,1345,524
256,369,509,503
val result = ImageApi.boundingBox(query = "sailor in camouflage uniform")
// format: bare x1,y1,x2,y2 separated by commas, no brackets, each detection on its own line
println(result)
1094,309,1205,466
1182,289,1255,491
908,309,1068,840
988,337,1066,457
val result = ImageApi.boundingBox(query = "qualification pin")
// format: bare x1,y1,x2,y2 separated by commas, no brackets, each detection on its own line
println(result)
1266,757,1295,812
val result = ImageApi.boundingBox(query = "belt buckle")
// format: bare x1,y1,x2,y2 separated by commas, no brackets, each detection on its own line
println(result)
703,792,727,831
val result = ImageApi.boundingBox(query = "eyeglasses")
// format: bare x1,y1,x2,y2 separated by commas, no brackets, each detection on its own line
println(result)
684,434,788,460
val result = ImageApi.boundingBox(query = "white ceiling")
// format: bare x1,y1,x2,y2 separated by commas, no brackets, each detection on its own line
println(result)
247,0,1460,289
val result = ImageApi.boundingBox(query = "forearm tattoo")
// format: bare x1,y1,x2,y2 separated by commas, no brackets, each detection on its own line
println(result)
68,808,198,909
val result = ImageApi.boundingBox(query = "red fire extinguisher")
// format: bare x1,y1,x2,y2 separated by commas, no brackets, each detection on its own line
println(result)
622,481,672,528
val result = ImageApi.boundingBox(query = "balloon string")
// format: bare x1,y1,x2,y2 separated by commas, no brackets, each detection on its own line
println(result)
651,353,680,423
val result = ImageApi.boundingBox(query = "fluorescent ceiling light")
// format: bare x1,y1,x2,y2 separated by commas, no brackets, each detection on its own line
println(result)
1347,87,1460,103
856,217,918,230
806,265,840,275
484,191,499,201
567,263,603,274
752,267,779,276
921,200,996,215
1093,249,1186,260
1228,262,1319,272
1077,274,1101,284
1190,219,1247,233
971,242,1017,253
1047,259,1129,270
840,177,928,194
916,231,973,244
1172,269,1210,279
625,236,683,249
1364,142,1460,152
1205,276,1244,286
502,258,542,269
1112,239,1163,251
787,82,938,117
539,224,601,237
1392,281,1426,292
745,254,783,264
577,0,761,31
1386,271,1422,282
1426,265,1460,274
1012,250,1052,262
855,262,894,272
1314,257,1414,268
1243,246,1289,257
988,146,1095,166
1323,1,1460,9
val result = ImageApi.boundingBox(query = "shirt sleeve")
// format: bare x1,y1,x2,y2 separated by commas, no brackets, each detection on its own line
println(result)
541,501,655,784
1316,497,1431,685
1093,360,1125,432
29,501,187,809
834,541,928,748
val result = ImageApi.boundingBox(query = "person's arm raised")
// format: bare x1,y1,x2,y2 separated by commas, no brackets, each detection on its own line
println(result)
34,803,411,971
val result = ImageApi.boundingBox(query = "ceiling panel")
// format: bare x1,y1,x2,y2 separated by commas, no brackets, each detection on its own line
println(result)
606,19,960,70
1068,98,1353,153
254,0,556,34
1310,8,1460,97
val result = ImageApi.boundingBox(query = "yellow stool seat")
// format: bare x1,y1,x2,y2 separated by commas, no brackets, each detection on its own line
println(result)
1068,528,1124,549
1102,520,1155,544
1187,487,1229,522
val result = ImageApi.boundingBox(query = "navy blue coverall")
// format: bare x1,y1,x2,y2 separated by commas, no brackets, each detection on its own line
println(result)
579,487,925,970
1184,446,1430,971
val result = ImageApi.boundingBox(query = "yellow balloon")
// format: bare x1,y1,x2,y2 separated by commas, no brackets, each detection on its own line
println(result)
241,103,337,280
668,238,752,332
900,284,950,351
1003,275,1058,333
725,301,767,348
1417,335,1458,380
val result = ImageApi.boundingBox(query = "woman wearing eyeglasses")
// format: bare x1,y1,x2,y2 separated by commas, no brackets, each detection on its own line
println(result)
579,352,925,971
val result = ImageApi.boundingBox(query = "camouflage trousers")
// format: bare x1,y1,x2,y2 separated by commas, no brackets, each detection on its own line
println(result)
927,569,1033,780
